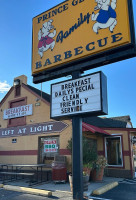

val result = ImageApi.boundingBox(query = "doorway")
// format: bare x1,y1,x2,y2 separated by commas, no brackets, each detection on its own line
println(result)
38,136,59,164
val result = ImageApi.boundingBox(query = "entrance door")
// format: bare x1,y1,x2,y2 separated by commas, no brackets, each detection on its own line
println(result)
39,136,59,164
131,135,136,177
132,141,136,177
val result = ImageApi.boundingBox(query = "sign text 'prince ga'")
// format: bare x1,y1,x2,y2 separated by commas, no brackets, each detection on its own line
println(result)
32,0,135,81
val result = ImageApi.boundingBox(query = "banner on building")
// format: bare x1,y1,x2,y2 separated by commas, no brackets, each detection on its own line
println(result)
3,104,33,120
0,121,68,138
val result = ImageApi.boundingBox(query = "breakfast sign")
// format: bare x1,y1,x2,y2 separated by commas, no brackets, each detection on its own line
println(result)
51,71,108,118
3,104,33,120
32,0,135,83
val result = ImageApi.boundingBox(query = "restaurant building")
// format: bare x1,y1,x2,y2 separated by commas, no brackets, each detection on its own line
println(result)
0,75,136,179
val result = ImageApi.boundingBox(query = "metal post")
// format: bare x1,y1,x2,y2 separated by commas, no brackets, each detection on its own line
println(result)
72,71,83,200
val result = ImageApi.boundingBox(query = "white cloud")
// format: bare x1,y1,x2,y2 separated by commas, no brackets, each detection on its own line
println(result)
0,81,11,93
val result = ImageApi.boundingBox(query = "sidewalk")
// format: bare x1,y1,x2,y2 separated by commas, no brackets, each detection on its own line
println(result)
0,176,123,199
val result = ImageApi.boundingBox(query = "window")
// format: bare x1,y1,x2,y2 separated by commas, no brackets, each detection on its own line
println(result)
132,136,136,163
39,136,59,164
15,85,21,97
12,138,17,143
105,136,123,166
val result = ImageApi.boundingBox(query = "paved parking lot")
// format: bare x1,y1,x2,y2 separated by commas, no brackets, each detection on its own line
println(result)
91,179,136,200
0,188,73,200
1,180,136,200
0,177,128,200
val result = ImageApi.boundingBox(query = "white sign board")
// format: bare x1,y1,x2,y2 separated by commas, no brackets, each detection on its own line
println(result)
44,139,58,153
3,104,33,120
51,72,108,119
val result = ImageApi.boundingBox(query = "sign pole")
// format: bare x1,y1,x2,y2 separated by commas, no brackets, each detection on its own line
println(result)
72,71,83,200
51,71,108,198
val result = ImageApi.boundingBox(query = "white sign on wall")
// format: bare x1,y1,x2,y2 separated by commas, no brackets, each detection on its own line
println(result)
51,72,108,119
44,139,58,153
3,104,33,120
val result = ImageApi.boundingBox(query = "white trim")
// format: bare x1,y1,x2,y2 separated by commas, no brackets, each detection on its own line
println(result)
3,104,33,120
89,197,112,200
105,135,123,167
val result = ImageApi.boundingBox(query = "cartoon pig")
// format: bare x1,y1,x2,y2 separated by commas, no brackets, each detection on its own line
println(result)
91,0,117,34
38,19,56,58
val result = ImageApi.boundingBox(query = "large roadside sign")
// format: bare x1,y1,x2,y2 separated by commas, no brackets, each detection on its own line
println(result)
51,71,108,119
32,0,136,83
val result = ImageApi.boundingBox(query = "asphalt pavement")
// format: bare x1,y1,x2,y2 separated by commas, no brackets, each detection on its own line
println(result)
91,179,136,200
1,177,135,200
0,188,73,200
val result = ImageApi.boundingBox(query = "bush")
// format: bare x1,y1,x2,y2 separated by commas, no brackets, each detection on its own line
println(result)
67,136,97,166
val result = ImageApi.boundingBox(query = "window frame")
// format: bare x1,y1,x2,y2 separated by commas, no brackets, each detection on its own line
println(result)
38,136,60,164
105,135,123,167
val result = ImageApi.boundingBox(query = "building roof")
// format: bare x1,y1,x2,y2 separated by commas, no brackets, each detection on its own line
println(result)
83,116,128,128
82,122,110,135
109,116,131,122
0,83,50,107
26,84,50,103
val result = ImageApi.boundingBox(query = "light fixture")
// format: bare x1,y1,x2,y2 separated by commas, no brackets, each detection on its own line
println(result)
36,98,40,102
14,79,20,86
35,102,41,106
66,75,72,79
30,119,35,122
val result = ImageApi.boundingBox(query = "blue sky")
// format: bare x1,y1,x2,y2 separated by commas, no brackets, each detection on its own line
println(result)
0,0,136,127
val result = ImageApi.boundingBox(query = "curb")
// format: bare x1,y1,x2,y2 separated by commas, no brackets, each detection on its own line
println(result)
3,185,52,197
92,181,118,195
55,189,72,194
